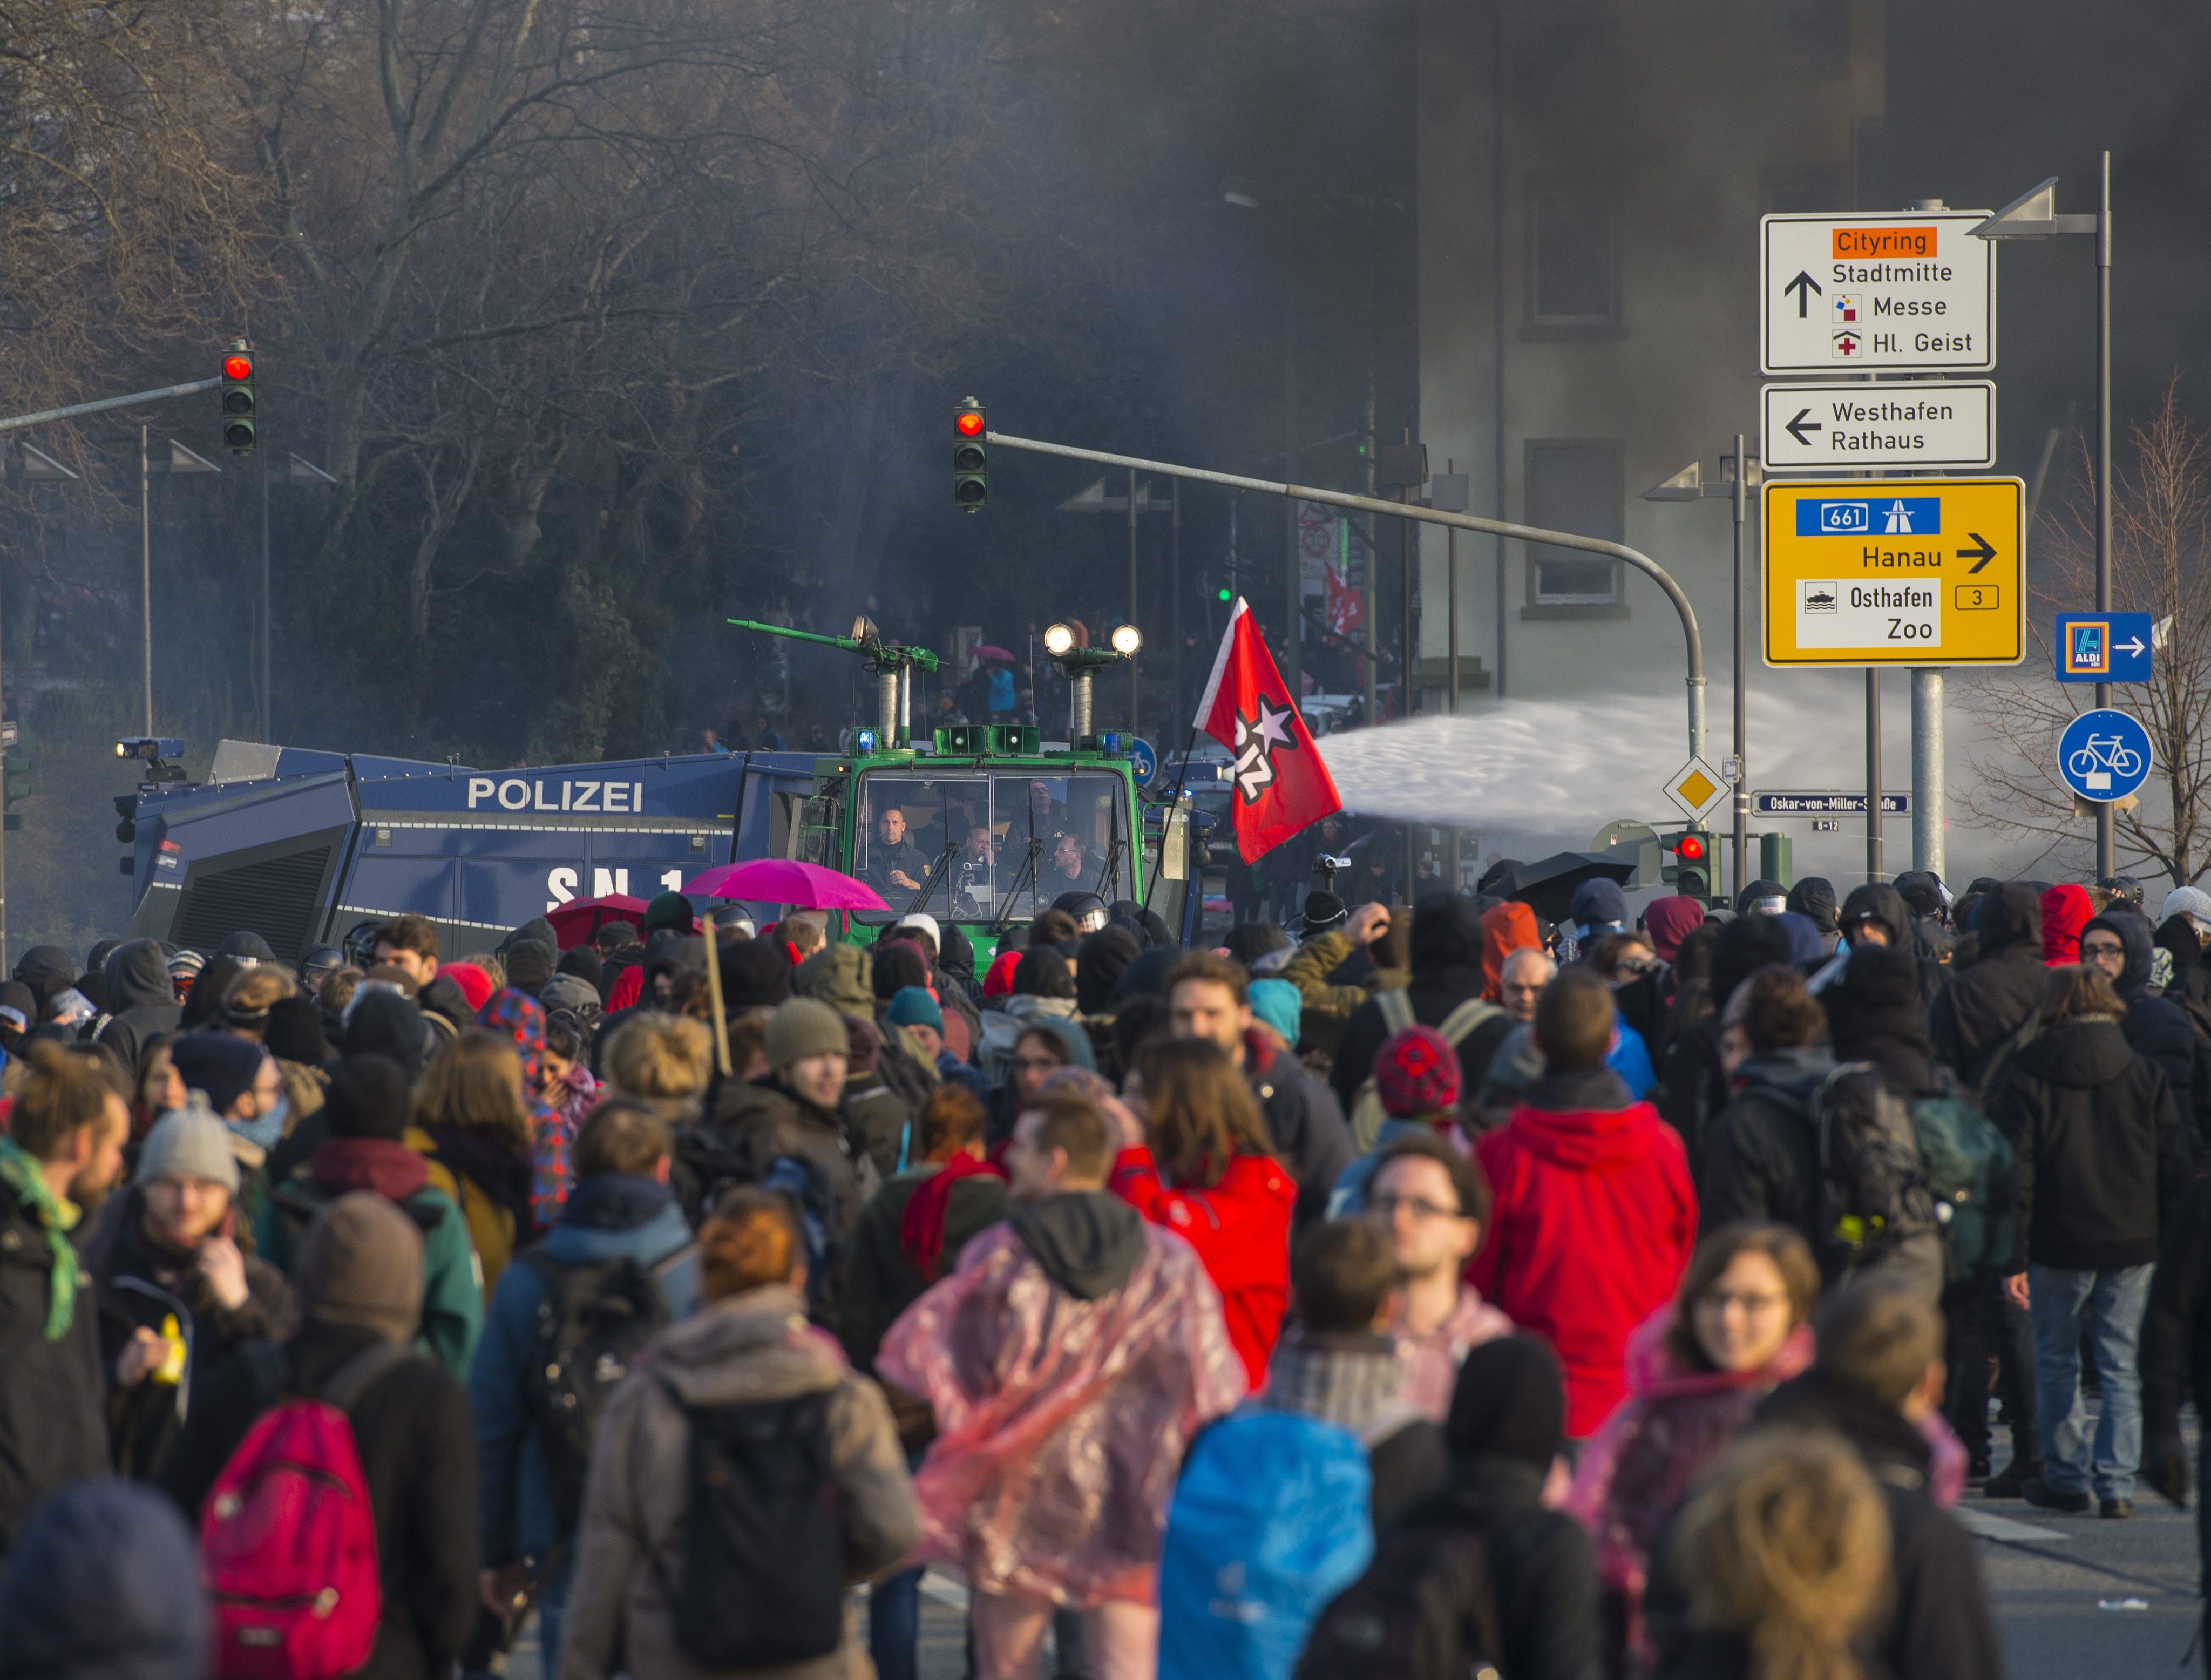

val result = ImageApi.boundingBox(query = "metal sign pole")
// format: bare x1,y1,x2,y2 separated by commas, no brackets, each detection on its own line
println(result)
2095,151,2115,879
1911,668,1945,876
1732,433,1749,893
141,425,153,737
1867,672,1883,882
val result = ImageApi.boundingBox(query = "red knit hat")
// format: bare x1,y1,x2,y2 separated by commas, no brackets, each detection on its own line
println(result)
442,962,496,1012
1375,1023,1461,1119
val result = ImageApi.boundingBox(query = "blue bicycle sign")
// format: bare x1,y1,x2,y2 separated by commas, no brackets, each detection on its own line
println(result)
2057,708,2153,803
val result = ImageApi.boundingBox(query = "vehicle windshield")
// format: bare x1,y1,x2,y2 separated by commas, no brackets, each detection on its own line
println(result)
850,768,1131,924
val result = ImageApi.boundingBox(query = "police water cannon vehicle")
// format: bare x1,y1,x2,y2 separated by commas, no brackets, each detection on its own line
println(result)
117,615,1213,961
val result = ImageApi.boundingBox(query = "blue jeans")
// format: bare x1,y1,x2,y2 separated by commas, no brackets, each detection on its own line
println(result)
869,1565,924,1680
2029,1261,2154,1501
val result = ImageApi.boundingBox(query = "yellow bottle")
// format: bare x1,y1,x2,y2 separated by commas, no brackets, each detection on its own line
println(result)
153,1314,187,1386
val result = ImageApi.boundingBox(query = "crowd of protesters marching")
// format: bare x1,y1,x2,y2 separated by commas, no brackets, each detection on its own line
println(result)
8,864,2211,1680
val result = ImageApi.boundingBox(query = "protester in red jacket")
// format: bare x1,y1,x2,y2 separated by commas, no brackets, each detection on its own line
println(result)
1111,1036,1296,1387
1470,968,1698,1437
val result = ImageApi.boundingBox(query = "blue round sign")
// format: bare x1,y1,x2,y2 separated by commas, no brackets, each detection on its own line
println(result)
2058,707,2152,803
1129,736,1158,789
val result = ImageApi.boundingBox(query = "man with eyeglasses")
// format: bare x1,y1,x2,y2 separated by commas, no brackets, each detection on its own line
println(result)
2081,909,2196,1129
1367,1132,1510,1420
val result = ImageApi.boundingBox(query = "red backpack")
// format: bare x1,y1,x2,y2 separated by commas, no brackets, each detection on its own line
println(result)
199,1340,413,1680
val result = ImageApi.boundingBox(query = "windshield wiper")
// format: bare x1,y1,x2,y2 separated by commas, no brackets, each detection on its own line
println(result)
904,839,958,919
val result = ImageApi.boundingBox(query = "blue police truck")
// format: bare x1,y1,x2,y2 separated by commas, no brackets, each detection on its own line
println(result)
118,739,822,960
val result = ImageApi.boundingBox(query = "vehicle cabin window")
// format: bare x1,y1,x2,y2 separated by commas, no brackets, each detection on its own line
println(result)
853,776,988,915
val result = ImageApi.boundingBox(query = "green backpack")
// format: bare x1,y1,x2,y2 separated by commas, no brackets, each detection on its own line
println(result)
1346,992,1502,1151
1908,1093,2016,1282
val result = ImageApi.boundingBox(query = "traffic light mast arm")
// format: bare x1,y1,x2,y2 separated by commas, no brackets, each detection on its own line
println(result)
0,377,221,436
983,428,1708,764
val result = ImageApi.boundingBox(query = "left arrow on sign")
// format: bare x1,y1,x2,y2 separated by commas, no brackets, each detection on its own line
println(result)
1957,533,1997,573
1783,270,1823,318
1785,409,1821,446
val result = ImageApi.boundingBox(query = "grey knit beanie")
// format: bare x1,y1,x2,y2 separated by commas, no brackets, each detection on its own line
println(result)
134,1100,241,1191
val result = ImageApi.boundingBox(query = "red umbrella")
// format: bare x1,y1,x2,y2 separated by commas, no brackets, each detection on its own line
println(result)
687,858,887,911
544,893,654,950
969,643,1016,662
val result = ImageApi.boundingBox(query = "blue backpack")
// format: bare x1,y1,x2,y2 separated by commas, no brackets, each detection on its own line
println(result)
1161,1410,1376,1680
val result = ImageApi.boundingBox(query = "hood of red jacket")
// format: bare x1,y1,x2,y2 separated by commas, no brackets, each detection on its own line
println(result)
1504,1098,1672,1168
2040,883,2092,965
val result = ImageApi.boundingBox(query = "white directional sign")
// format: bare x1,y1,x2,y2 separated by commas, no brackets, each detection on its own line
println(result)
1761,381,1996,472
1761,212,1995,375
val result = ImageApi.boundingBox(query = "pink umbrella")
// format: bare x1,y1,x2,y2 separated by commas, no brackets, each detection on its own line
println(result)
687,858,889,911
969,643,1016,662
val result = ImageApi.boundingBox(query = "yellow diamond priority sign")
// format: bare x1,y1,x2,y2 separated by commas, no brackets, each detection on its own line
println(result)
1762,477,2024,667
1665,756,1732,822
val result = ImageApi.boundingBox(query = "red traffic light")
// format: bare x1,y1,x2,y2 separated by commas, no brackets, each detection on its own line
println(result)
223,355,253,381
1676,834,1706,862
955,410,985,437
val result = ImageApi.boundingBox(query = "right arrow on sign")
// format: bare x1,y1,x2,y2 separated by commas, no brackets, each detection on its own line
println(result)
1785,408,1821,446
1783,270,1823,317
1958,533,1997,572
2117,635,2147,657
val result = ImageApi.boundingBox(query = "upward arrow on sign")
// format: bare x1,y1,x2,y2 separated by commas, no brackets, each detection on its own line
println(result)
1783,270,1823,317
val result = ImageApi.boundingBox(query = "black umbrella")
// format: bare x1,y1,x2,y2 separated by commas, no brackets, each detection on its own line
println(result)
1491,851,1637,926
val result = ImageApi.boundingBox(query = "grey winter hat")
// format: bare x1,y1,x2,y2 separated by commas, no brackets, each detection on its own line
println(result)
2162,885,2211,936
763,997,849,1071
297,1192,425,1344
135,1100,242,1191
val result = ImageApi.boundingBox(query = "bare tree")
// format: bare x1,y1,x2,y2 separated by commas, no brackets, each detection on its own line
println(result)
1957,376,2211,888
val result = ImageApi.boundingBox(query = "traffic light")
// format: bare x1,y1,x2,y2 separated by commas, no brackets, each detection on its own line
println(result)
1662,827,1713,902
953,397,986,511
4,752,29,833
221,338,255,456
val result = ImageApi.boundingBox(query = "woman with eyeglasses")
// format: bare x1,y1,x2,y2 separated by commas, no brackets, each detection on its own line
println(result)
1565,1222,1820,1677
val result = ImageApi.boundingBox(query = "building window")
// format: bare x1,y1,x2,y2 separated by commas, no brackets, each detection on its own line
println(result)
1769,0,1851,78
1525,441,1624,609
1765,168,1848,215
1527,184,1619,330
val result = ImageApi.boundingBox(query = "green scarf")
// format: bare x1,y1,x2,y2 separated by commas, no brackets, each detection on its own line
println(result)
0,1136,82,1340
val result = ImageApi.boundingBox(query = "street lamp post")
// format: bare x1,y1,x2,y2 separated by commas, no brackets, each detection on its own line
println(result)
1973,160,2113,876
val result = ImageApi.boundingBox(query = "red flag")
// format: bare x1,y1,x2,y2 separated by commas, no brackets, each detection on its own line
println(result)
1324,564,1364,640
1193,598,1345,863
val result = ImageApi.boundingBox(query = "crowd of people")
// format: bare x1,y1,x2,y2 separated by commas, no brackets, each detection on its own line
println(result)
2,862,2209,1680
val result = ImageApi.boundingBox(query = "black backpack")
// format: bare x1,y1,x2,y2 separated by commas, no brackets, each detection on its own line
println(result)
519,1243,691,1530
1296,1519,1506,1680
1810,1063,1942,1279
652,1379,844,1669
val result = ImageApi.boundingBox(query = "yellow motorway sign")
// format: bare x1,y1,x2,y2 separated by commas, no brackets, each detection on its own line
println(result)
1762,477,2024,667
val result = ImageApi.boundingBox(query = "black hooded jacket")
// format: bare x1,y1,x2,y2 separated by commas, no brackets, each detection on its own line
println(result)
1834,883,1947,1002
1658,914,1795,1173
92,939,183,1075
1331,893,1514,1121
1990,1014,2190,1272
1823,941,1942,1099
1929,884,2063,1087
1697,1046,1836,1257
1388,1337,1602,1680
1784,876,1840,954
12,946,75,1020
2083,910,2198,1133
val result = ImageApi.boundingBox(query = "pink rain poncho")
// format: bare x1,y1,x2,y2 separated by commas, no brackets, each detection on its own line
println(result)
876,1222,1247,1606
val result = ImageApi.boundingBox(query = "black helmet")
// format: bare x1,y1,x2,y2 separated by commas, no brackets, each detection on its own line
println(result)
1052,891,1109,933
340,919,383,970
300,944,343,987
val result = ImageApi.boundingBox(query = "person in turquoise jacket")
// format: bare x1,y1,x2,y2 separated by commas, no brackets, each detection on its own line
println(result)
259,1054,483,1378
